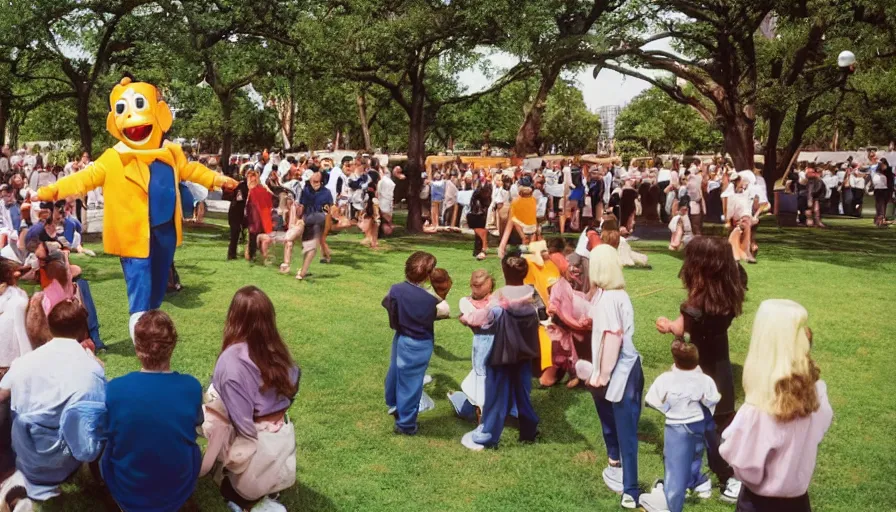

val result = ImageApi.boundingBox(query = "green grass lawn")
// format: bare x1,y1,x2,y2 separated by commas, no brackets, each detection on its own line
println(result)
38,213,895,511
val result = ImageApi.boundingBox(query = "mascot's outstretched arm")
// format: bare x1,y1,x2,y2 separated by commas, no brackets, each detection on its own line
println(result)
35,76,237,344
38,159,107,202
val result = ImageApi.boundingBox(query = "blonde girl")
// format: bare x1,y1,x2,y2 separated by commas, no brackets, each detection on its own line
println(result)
719,300,832,512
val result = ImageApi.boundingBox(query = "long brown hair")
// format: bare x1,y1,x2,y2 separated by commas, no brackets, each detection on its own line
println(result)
222,286,297,398
680,236,745,316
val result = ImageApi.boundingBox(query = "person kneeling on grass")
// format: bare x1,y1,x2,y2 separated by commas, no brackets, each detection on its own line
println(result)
101,310,203,512
203,286,300,512
639,339,721,512
0,299,105,503
459,255,541,451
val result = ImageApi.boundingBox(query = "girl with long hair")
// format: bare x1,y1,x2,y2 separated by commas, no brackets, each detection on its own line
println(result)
655,236,746,503
720,300,832,512
211,286,300,512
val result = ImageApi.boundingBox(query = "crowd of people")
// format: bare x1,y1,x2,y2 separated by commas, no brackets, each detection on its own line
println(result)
0,272,300,512
0,142,841,512
384,238,831,512
785,152,895,228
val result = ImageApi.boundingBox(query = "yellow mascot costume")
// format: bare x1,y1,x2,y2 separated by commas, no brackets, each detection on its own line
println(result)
39,77,237,338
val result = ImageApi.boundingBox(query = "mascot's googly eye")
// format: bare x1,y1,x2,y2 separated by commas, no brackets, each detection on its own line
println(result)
134,94,147,111
115,100,127,115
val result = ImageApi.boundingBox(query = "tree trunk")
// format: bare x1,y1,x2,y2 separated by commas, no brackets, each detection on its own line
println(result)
762,109,785,199
0,96,9,147
405,82,427,234
219,92,234,169
724,115,755,171
357,90,372,153
76,91,93,155
514,66,561,157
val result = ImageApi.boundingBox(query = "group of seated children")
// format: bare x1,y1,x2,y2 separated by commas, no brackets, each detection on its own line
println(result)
0,282,300,512
383,235,832,511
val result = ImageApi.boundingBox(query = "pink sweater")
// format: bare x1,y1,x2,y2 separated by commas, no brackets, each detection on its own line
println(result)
719,380,833,498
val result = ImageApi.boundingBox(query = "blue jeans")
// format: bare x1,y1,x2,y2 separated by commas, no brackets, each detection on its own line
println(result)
384,334,433,434
120,222,177,314
664,421,708,512
592,358,644,499
75,279,104,349
473,362,539,447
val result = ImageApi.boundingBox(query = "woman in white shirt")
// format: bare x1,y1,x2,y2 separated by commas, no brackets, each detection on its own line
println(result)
581,245,644,509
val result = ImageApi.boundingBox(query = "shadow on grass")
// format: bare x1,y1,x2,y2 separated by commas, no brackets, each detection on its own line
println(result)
433,345,467,362
101,339,135,357
165,283,212,310
755,222,896,270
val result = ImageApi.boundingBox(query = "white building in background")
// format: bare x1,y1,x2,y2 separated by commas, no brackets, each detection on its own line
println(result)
597,105,621,155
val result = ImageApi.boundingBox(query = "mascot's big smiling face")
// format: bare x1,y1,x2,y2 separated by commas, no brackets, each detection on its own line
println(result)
106,77,173,151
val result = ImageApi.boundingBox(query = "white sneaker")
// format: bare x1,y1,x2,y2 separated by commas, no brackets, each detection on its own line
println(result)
13,499,34,512
423,374,433,385
638,487,669,512
602,464,624,494
720,477,742,503
226,502,243,512
251,496,287,512
620,493,639,509
386,406,397,416
418,391,435,414
689,479,712,499
461,431,485,451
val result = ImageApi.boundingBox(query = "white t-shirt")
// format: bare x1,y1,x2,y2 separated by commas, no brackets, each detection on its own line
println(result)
0,337,104,414
575,230,591,258
377,176,396,214
872,172,888,190
326,167,346,200
645,366,721,425
588,289,640,403
543,169,563,198
0,286,30,368
492,186,509,206
656,168,672,183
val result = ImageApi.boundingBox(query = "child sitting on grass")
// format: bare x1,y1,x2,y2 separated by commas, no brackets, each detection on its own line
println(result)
383,251,448,435
640,339,721,512
102,310,203,512
450,269,496,422
459,255,541,451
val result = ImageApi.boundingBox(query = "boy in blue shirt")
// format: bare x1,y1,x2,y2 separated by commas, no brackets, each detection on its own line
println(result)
102,310,203,512
382,251,447,435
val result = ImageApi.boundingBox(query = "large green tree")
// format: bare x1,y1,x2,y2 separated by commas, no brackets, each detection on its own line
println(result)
615,85,722,155
541,79,602,154
505,0,629,156
304,0,530,232
0,0,163,154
